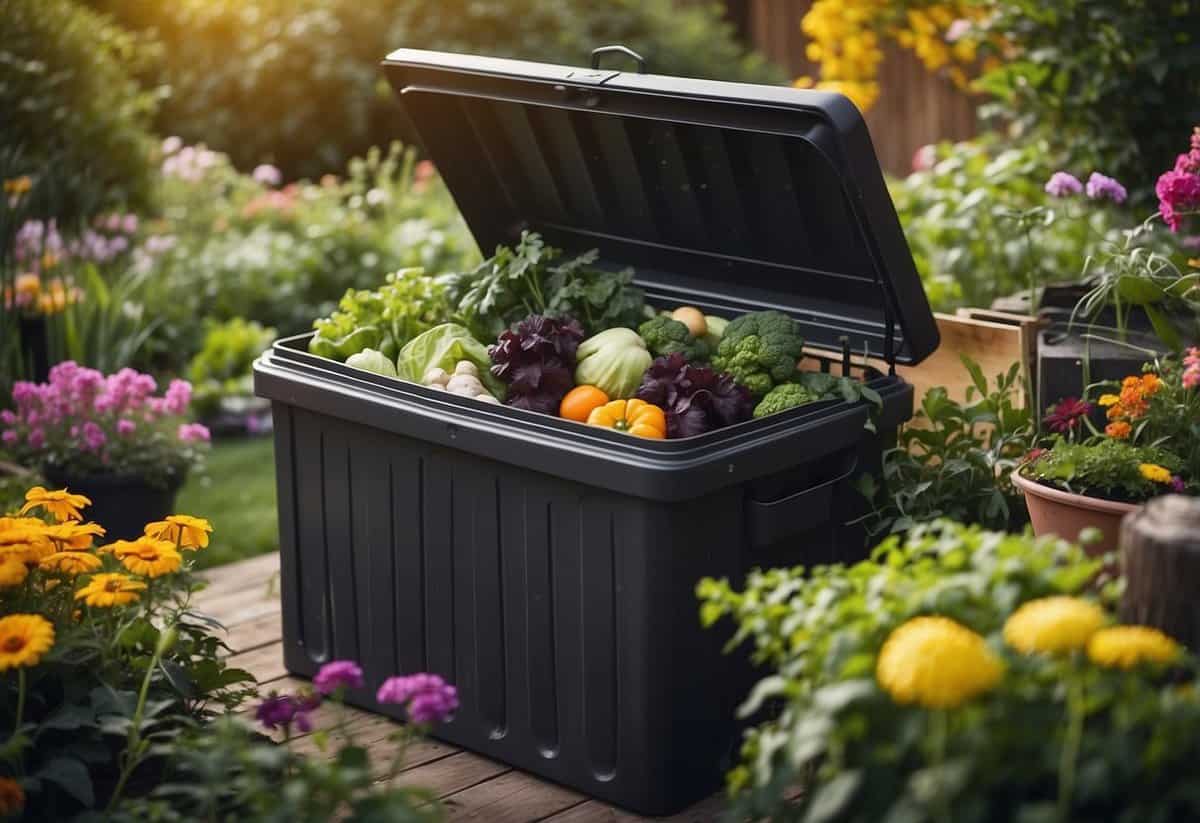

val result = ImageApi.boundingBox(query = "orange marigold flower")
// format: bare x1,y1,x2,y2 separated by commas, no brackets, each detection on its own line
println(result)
0,776,24,815
1106,421,1132,440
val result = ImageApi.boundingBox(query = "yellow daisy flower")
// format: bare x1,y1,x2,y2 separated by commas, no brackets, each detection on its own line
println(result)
0,557,29,588
1098,394,1120,407
144,514,213,550
41,521,106,551
1004,596,1107,655
0,519,53,565
1087,626,1181,669
40,551,103,576
0,614,55,672
115,537,182,579
876,616,1004,709
1139,463,1173,485
18,487,91,523
0,776,24,816
74,573,147,608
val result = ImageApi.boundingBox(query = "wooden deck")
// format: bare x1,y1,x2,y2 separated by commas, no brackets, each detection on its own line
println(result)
196,552,727,822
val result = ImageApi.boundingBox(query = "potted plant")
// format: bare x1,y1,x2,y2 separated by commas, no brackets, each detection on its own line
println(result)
1015,352,1199,552
1,361,209,538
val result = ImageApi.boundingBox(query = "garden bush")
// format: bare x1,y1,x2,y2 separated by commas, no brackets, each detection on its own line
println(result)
698,520,1200,822
1,0,161,219
89,0,782,178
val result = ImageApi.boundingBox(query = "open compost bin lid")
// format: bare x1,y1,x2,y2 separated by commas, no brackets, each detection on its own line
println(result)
382,48,939,366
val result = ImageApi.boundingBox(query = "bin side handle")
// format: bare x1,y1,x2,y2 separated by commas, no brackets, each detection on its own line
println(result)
744,457,859,550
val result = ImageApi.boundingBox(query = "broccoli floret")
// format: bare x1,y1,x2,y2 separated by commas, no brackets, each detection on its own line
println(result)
753,383,818,418
637,316,710,362
711,310,805,397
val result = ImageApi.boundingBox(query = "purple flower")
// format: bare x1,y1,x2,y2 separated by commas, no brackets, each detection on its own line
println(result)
377,673,458,725
1044,172,1083,198
1171,476,1187,493
252,164,283,187
313,660,364,695
177,422,211,444
255,690,321,732
1043,397,1093,434
1085,172,1128,204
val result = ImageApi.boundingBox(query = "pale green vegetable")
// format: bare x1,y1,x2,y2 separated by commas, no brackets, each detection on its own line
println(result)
344,348,397,378
397,323,506,400
574,327,652,399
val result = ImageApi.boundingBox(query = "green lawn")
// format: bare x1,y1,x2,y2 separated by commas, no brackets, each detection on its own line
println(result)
178,436,279,570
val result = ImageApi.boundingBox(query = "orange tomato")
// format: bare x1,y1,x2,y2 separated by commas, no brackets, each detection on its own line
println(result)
559,385,609,422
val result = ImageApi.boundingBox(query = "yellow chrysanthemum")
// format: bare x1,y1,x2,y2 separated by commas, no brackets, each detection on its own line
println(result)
1087,626,1181,669
1097,394,1120,407
0,614,55,672
74,573,147,608
115,538,182,578
0,557,29,588
1003,596,1107,655
41,521,106,551
40,551,103,576
18,486,91,523
876,616,1004,709
144,515,212,550
1139,463,1173,485
0,519,53,565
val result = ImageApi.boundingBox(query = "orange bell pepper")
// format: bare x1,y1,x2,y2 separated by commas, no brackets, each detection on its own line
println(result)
586,398,667,439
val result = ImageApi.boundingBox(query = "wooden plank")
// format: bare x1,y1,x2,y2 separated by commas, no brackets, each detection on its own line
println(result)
196,550,280,593
442,770,585,822
395,751,511,798
220,610,283,656
544,792,730,823
227,640,288,684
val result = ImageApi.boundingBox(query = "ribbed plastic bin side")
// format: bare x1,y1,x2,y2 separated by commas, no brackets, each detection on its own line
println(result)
263,385,897,814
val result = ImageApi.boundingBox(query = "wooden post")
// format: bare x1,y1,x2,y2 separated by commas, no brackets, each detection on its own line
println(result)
1120,495,1200,651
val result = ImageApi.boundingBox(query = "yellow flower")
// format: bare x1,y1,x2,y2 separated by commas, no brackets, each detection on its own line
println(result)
1139,463,1173,485
3,176,32,196
115,537,182,578
40,551,103,576
74,573,147,608
876,616,1003,709
0,519,53,565
19,487,91,523
1087,626,1181,669
41,521,106,550
144,515,212,550
0,776,24,816
0,557,29,588
1004,596,1107,655
0,614,55,672
1098,394,1120,407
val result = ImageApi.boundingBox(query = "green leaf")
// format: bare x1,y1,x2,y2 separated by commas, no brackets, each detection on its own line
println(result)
804,770,863,823
37,757,94,807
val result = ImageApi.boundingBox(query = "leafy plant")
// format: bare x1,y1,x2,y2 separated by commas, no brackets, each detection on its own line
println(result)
698,519,1199,823
489,314,585,415
187,319,276,420
1022,438,1183,503
634,353,753,438
0,489,254,818
860,356,1036,537
446,232,648,341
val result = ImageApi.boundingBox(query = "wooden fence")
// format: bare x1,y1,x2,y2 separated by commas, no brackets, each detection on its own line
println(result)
729,0,978,175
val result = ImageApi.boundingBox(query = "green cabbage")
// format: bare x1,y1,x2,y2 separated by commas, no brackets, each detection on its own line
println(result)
574,327,652,399
396,323,506,400
344,348,397,378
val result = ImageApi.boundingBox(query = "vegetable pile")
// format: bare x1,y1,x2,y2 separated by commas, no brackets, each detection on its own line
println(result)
306,233,880,441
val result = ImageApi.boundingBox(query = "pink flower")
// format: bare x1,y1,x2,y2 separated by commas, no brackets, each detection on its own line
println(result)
117,419,136,436
912,144,937,173
313,660,364,695
1045,172,1083,197
81,421,106,452
1156,168,1200,232
27,428,45,450
944,18,972,43
164,379,192,415
177,423,211,444
376,673,458,725
1,430,16,446
162,136,183,155
252,164,283,187
122,214,139,235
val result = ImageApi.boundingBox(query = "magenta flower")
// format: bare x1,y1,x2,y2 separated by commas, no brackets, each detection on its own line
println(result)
1085,172,1127,204
1,430,16,446
1043,397,1093,434
1171,476,1187,494
117,419,136,436
1157,169,1200,232
1044,172,1083,198
377,673,459,725
313,660,364,695
177,422,210,444
256,690,321,733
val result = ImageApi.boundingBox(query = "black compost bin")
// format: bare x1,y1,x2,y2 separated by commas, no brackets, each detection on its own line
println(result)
253,46,939,816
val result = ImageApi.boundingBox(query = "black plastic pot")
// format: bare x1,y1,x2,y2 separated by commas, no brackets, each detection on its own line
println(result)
43,468,184,540
256,46,940,816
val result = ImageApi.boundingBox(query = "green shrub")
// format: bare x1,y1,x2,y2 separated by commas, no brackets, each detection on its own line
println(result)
697,522,1200,823
974,0,1200,205
1,0,161,219
90,0,782,178
187,319,277,419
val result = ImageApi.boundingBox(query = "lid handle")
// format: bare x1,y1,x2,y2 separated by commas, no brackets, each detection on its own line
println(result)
590,45,646,73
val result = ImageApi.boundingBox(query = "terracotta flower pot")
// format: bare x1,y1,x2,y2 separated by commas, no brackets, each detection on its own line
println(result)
43,468,185,541
1012,471,1139,556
